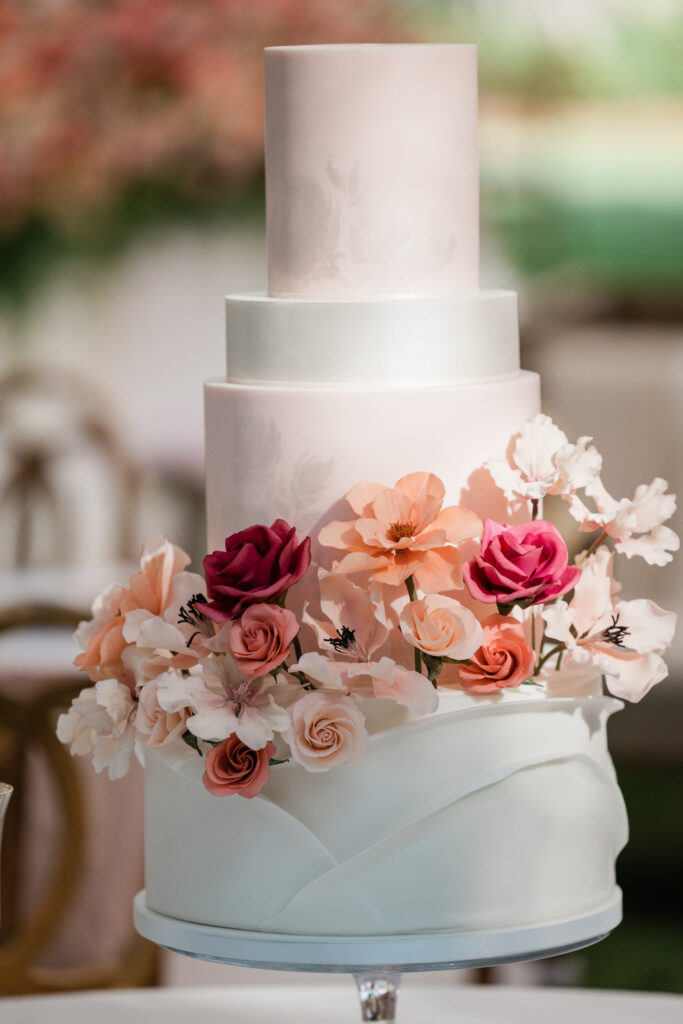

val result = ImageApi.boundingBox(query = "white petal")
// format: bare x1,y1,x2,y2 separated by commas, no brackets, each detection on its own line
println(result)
616,525,680,566
136,616,188,652
234,699,290,749
94,678,135,726
631,478,676,533
155,669,196,713
595,649,669,702
187,707,238,742
541,601,575,647
290,652,347,689
513,414,568,482
567,547,613,639
614,599,677,654
487,461,536,501
122,608,154,644
552,437,602,495
93,732,135,780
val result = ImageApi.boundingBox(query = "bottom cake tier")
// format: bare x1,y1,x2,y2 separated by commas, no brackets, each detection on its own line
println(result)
143,694,628,937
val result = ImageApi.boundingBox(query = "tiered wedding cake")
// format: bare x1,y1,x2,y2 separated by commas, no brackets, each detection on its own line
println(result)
144,46,627,936
59,45,677,944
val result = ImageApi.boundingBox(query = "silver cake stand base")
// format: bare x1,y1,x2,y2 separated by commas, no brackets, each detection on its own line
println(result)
134,888,622,1021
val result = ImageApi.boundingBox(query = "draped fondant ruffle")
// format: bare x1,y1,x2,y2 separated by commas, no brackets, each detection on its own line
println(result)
144,697,628,936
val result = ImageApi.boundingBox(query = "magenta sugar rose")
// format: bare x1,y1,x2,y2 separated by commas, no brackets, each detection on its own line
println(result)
198,519,311,621
463,519,581,607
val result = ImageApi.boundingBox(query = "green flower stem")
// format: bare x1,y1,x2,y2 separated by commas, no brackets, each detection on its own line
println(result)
292,633,303,663
535,642,566,673
531,608,536,654
404,574,423,674
405,575,418,602
531,498,540,521
578,529,609,564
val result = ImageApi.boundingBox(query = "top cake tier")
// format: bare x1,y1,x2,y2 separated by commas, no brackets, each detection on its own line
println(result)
265,45,479,299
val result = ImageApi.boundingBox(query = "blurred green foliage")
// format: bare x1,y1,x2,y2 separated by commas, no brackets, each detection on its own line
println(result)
579,765,683,992
420,2,683,98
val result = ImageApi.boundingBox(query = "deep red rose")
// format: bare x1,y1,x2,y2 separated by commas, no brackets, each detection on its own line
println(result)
197,519,311,621
463,519,581,607
202,735,275,798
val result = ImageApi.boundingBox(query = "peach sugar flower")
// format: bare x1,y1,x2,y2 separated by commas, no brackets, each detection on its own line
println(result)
74,537,194,687
318,472,481,591
296,571,438,716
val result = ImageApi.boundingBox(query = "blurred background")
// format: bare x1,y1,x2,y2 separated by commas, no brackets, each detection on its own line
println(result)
0,0,681,1000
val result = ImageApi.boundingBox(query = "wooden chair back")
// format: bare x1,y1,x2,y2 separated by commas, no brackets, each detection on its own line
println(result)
0,604,157,994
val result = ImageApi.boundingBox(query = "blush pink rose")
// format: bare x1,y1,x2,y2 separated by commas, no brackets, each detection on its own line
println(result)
198,520,311,621
227,603,299,677
463,519,581,607
399,594,484,661
283,692,369,773
202,734,275,798
457,615,536,693
135,677,190,746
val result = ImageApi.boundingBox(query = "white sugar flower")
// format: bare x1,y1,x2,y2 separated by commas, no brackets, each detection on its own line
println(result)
136,670,193,747
488,413,602,503
569,477,679,566
184,656,291,750
541,547,676,702
57,679,136,780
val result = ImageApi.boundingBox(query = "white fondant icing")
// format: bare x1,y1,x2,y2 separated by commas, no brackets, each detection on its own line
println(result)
144,697,627,935
204,371,541,550
142,44,630,947
225,291,519,387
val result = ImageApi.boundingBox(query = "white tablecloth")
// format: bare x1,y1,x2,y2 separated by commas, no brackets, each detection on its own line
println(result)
1,984,681,1023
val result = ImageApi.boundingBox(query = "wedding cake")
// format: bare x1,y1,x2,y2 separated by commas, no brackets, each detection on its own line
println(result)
58,45,677,942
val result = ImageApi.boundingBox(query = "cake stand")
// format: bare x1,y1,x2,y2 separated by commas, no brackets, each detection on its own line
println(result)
134,888,622,1022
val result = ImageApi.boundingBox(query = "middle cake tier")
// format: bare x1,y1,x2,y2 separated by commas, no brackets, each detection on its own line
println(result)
206,288,539,555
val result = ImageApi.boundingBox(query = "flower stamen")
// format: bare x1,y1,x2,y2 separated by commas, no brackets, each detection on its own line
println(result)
325,625,357,654
178,593,212,647
603,614,630,648
387,521,416,542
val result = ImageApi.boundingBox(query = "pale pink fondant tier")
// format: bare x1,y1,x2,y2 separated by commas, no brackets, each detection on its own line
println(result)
204,371,540,556
265,45,478,298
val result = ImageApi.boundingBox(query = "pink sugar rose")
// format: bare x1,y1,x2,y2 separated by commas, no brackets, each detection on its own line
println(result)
202,734,276,798
457,615,536,693
227,603,299,677
198,520,311,621
463,519,581,607
283,692,369,773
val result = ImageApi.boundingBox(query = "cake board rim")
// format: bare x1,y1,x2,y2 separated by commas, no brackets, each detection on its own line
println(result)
133,888,622,973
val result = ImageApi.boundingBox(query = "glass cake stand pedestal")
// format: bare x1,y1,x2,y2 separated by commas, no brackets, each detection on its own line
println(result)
134,889,622,1022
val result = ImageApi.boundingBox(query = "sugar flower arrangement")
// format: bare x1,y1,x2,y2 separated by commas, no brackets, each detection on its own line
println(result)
58,415,678,798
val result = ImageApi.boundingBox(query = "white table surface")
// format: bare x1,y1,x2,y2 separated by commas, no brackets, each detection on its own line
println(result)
1,984,681,1023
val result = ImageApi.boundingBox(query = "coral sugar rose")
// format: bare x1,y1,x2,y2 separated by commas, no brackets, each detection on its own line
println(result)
228,603,299,677
202,735,275,798
458,615,536,693
198,519,311,621
463,519,581,607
